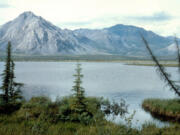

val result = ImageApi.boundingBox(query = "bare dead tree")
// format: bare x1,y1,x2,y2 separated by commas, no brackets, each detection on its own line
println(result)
175,37,180,73
141,35,180,97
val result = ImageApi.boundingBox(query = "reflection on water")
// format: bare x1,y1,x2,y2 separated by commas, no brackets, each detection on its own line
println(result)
0,62,178,127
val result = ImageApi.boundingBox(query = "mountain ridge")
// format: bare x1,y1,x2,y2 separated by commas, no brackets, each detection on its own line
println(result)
0,11,178,56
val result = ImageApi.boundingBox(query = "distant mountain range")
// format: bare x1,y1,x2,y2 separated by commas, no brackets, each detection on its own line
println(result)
0,11,179,56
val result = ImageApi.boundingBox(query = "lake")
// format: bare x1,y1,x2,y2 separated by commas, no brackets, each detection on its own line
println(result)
0,62,178,127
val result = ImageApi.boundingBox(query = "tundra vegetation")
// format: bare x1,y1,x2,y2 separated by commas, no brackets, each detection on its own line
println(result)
0,41,180,135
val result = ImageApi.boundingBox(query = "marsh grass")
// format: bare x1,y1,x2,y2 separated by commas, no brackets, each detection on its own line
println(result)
142,98,180,122
0,96,180,135
0,114,180,135
141,122,180,135
0,96,138,135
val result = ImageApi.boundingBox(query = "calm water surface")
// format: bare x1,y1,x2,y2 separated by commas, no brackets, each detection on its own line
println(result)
0,62,178,127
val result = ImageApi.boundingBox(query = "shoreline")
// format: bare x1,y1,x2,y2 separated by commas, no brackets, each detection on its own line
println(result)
142,98,180,123
0,59,178,67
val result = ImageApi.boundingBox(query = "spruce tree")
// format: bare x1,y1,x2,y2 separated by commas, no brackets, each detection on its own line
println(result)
71,63,86,113
70,63,92,124
1,42,12,104
9,60,23,103
0,42,23,105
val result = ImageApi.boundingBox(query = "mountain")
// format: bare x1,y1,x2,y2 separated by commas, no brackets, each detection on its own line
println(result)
0,11,100,55
74,25,175,56
0,11,179,56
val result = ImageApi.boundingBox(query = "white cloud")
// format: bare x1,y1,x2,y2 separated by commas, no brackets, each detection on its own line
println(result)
0,0,180,36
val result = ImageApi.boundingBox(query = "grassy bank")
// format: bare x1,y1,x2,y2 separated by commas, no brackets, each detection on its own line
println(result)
0,96,180,135
126,63,178,67
0,96,138,135
0,55,147,62
142,98,180,122
0,54,176,63
126,60,178,67
0,117,139,135
0,118,180,135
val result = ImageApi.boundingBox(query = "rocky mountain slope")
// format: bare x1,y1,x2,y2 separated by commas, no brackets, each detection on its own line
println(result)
0,12,100,55
0,11,178,56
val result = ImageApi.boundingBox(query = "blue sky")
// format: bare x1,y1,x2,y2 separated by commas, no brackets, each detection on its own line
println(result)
0,0,180,36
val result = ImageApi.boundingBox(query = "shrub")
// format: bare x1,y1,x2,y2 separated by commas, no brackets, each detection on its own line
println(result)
0,102,22,114
17,96,51,120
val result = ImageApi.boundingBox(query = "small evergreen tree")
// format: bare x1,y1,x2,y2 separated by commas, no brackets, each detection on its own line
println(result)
71,63,86,113
1,42,12,104
9,60,23,103
70,63,92,123
0,42,23,106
